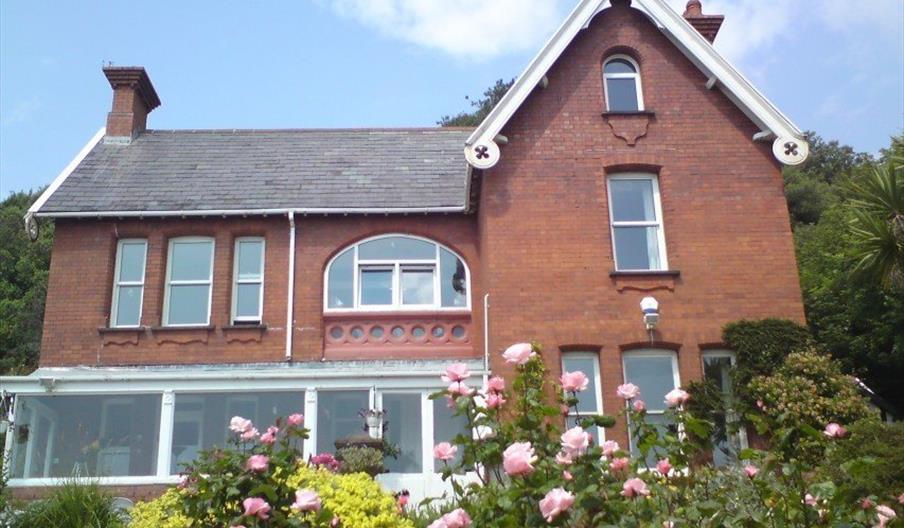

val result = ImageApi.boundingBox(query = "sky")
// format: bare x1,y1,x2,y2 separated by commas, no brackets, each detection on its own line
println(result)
1,0,902,196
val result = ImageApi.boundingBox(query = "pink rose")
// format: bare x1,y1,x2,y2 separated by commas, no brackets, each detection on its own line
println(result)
563,470,573,481
756,400,766,410
486,393,506,409
744,464,758,478
560,371,589,392
287,413,304,426
539,487,575,522
241,427,260,441
503,442,537,476
229,416,253,434
861,498,874,509
877,505,896,528
242,497,271,519
428,508,472,528
664,388,690,407
442,363,471,383
823,423,847,438
633,400,646,412
447,382,473,398
616,383,640,400
433,442,458,462
804,493,817,506
656,458,672,476
502,342,535,365
560,426,590,457
555,451,573,466
610,457,630,474
601,440,620,458
260,426,278,445
621,477,651,498
245,454,269,472
291,489,321,512
898,493,904,504
486,376,505,393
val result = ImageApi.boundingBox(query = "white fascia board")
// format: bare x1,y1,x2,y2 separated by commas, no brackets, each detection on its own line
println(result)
33,205,468,219
27,127,106,215
466,0,805,168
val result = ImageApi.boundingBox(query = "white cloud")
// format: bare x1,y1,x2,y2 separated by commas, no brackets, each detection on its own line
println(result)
1,97,42,127
819,0,903,42
323,0,566,60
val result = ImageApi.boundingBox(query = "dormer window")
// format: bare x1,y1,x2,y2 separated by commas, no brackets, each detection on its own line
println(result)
325,235,469,311
603,55,644,112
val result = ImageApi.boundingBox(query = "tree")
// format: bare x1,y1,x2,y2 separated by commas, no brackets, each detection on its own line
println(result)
438,78,515,127
0,190,52,375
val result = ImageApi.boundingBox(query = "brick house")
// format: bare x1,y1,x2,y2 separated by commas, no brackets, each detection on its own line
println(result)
1,0,809,501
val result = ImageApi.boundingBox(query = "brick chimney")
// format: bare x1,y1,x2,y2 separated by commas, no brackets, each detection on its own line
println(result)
102,66,161,143
682,0,724,43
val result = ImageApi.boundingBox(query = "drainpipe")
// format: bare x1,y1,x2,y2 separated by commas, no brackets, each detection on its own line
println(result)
285,212,296,361
483,293,490,384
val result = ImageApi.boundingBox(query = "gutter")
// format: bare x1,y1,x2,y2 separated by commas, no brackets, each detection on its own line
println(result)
31,205,469,219
285,212,296,361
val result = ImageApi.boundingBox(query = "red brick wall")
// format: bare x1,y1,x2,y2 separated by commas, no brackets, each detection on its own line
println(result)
40,215,481,366
477,4,804,446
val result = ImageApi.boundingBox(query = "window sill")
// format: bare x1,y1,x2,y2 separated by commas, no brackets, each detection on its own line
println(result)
149,325,214,345
609,270,680,278
222,323,267,344
601,110,655,117
609,270,680,293
601,111,654,146
97,326,146,346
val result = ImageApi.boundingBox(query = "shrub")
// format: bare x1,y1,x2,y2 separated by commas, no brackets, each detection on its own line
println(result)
128,488,190,528
8,480,126,528
336,446,385,476
818,418,904,503
723,318,813,389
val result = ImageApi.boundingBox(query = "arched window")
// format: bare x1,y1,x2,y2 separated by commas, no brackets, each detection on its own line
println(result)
603,55,644,112
325,235,470,311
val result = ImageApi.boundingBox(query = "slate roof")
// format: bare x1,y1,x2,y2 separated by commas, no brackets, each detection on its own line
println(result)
37,128,473,215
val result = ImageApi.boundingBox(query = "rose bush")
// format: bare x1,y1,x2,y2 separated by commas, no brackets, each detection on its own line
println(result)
419,342,902,527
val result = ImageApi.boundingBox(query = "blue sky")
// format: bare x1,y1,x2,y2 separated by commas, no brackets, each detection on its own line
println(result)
1,0,902,196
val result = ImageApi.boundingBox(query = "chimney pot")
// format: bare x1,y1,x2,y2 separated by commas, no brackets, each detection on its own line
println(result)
682,0,724,43
102,66,161,143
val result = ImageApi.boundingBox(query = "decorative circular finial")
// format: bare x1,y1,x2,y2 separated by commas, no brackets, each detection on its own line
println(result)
772,137,810,165
465,141,500,169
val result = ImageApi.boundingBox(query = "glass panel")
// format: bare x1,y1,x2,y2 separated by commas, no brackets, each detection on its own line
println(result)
118,242,146,282
433,398,469,467
629,413,675,466
316,391,369,454
703,355,737,467
562,356,600,414
440,248,468,307
382,394,422,473
167,284,211,325
237,240,263,279
360,268,393,305
235,283,261,319
358,236,435,260
613,226,660,270
115,286,142,327
401,268,434,305
170,240,213,281
10,394,161,478
610,179,656,222
171,392,304,474
606,78,639,112
327,249,354,308
604,58,637,74
703,356,734,395
623,355,676,412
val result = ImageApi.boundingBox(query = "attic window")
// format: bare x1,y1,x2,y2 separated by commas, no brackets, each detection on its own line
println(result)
603,56,644,112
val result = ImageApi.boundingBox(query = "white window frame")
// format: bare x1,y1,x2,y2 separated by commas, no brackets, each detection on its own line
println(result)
324,234,471,313
231,237,265,324
110,239,148,328
561,352,606,442
606,174,669,271
162,237,215,327
621,348,680,455
701,349,749,458
603,54,645,112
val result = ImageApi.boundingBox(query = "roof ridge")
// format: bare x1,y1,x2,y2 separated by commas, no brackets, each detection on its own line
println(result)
144,127,475,134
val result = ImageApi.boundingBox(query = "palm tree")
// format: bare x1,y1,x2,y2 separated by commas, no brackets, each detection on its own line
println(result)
847,146,904,291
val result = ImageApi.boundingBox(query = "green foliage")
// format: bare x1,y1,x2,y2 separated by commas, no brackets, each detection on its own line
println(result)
437,79,514,127
7,480,126,528
336,446,384,476
128,488,190,528
722,318,813,392
817,418,904,504
0,190,53,375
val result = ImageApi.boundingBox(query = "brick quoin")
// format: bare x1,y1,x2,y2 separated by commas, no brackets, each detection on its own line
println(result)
36,2,804,455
